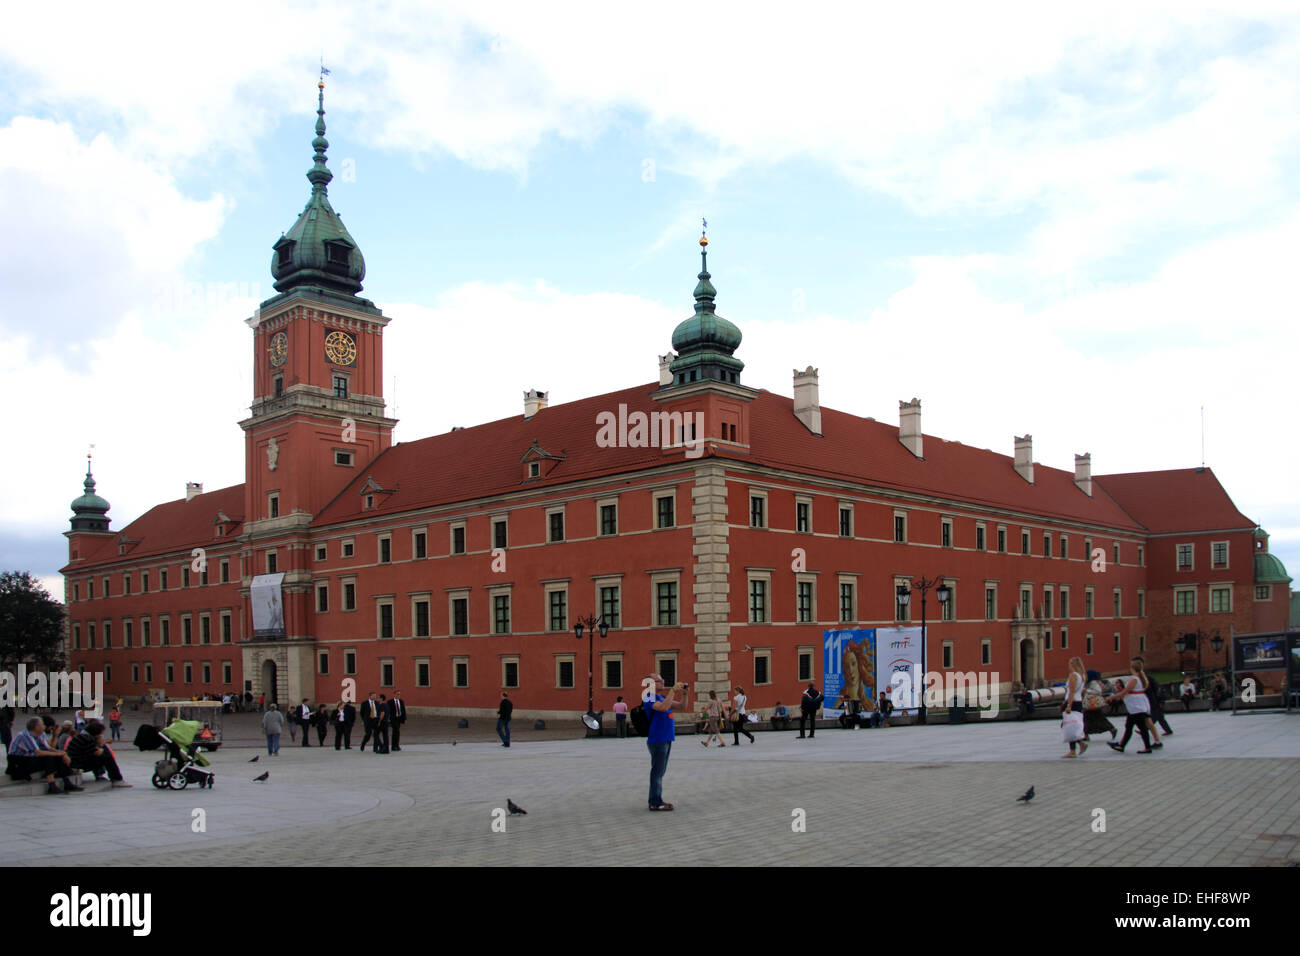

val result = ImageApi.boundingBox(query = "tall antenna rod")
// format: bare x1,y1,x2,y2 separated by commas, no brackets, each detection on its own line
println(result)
1201,405,1205,469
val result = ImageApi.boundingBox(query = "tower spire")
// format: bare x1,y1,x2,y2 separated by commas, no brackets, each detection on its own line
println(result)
694,218,716,314
308,67,333,194
667,223,744,387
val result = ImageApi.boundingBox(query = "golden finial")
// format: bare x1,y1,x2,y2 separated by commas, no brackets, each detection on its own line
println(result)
700,217,708,247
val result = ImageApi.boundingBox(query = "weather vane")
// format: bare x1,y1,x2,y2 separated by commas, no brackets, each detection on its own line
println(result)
320,57,330,84
700,218,708,248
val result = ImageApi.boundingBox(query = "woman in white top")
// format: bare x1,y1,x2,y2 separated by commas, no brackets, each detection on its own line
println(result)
1107,658,1154,754
1060,657,1089,757
731,686,755,745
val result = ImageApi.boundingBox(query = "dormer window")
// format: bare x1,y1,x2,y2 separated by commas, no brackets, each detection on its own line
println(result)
324,240,352,272
529,462,540,478
276,239,296,269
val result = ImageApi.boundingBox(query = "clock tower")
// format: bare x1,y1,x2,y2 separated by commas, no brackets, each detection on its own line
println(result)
238,78,396,693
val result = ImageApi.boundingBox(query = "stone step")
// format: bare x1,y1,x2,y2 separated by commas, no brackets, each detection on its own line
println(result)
0,771,114,798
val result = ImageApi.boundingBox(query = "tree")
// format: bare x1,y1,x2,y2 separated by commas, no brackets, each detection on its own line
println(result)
0,571,66,671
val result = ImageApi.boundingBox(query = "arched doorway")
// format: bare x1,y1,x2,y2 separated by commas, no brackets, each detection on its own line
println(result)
261,659,278,705
1019,638,1039,689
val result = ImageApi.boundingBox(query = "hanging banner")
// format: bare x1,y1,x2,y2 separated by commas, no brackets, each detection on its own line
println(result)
878,626,924,714
823,629,876,718
251,573,286,638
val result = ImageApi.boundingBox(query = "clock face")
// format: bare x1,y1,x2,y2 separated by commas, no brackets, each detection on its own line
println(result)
268,331,288,367
324,330,357,366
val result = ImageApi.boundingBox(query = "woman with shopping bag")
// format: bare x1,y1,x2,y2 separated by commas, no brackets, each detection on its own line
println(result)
1060,657,1089,757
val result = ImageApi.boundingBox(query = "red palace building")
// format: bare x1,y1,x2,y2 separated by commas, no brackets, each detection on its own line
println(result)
63,86,1293,719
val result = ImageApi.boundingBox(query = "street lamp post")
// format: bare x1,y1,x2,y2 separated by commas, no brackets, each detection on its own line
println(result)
895,576,951,724
574,614,609,728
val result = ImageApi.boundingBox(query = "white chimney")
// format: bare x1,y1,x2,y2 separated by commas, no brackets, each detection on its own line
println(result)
899,398,923,458
523,389,548,419
793,366,822,435
1014,435,1034,484
659,353,675,387
186,482,203,502
1074,453,1092,496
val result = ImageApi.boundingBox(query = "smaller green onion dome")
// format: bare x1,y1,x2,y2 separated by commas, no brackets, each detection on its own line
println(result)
668,232,744,386
1254,551,1292,585
70,460,111,533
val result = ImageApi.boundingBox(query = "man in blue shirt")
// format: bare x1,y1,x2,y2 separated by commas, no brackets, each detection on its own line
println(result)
6,717,82,794
644,674,686,811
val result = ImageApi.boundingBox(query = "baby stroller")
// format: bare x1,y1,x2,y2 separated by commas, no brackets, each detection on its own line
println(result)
134,719,217,790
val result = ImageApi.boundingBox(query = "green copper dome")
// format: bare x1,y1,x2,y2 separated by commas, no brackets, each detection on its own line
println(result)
70,461,111,533
1254,551,1292,585
668,234,744,387
270,81,367,296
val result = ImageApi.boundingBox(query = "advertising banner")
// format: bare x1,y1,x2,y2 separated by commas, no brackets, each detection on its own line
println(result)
1234,634,1285,671
823,629,876,718
251,573,286,638
878,626,924,714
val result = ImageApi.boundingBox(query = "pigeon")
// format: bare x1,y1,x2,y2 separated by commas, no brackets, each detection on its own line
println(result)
507,798,527,815
253,771,270,782
1017,786,1035,803
248,755,259,762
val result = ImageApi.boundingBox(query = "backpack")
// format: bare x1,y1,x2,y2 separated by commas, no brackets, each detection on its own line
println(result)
629,703,651,737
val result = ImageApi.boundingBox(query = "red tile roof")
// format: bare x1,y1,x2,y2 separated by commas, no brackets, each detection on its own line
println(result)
1094,468,1255,533
314,383,1145,531
65,484,245,569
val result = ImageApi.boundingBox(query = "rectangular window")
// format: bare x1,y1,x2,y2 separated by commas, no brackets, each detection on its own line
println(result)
1044,630,1052,652
798,650,813,682
557,659,575,689
451,524,466,554
318,651,329,675
88,623,96,649
1020,589,1032,620
598,585,621,629
1113,588,1122,618
1177,544,1193,570
335,450,353,466
414,531,427,559
976,525,986,551
1060,628,1069,649
103,622,112,649
266,552,277,574
454,659,469,688
797,581,813,623
656,582,678,626
184,663,192,684
182,616,192,645
796,501,811,534
379,536,391,564
124,621,133,647
997,528,1007,553
103,576,111,597
896,583,911,622
604,658,623,689
182,567,190,588
494,594,511,634
1085,589,1094,619
657,658,677,687
1060,534,1068,559
985,587,996,621
1137,590,1145,618
941,585,955,621
132,663,139,683
493,519,508,550
941,518,952,548
942,641,953,669
142,619,151,647
1112,633,1120,654
839,506,853,537
1043,589,1053,619
74,624,81,649
342,540,355,558
268,494,279,519
1138,546,1145,566
1256,585,1271,601
414,599,430,637
749,579,768,624
345,650,357,675
1044,532,1051,557
221,613,231,643
344,582,356,611
123,574,131,596
379,603,394,639
750,495,766,529
839,582,854,623
317,584,329,613
754,652,770,685
548,510,565,543
142,571,150,593
600,503,618,536
201,663,210,684
549,590,568,632
656,494,675,529
1175,589,1196,615
452,597,469,635
381,660,394,687
1060,589,1070,620
1210,587,1231,613
200,615,211,645
333,375,348,398
416,661,430,687
981,639,991,667
1021,531,1030,556
144,663,153,684
894,513,906,543
73,582,80,602
1113,542,1120,566
503,660,519,689
222,662,232,684
160,617,170,646
1211,541,1228,568
220,559,229,583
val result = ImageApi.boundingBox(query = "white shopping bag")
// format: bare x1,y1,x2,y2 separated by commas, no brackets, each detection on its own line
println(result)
1061,711,1085,743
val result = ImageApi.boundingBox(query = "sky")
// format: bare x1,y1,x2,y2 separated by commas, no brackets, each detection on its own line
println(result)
1,1,1297,601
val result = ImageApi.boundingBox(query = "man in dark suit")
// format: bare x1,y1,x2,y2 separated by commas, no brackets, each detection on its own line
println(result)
298,698,313,746
331,699,356,750
387,692,407,752
359,693,382,752
374,694,390,754
798,683,823,738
